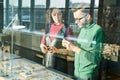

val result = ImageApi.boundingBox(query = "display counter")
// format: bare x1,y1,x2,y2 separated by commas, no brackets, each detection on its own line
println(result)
0,58,73,80
0,34,11,42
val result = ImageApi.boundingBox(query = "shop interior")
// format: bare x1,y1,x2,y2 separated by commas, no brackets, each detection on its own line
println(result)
0,0,120,80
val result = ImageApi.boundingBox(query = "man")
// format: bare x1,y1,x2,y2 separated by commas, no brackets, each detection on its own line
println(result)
62,3,105,80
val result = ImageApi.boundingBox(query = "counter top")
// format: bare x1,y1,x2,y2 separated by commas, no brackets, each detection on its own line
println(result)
0,58,73,80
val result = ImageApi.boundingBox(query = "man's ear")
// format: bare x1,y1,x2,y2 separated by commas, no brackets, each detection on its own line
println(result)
86,14,91,22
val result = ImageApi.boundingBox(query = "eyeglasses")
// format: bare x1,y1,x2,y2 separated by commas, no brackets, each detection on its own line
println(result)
74,15,87,21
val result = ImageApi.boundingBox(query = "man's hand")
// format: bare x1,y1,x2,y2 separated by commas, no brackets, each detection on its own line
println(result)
62,39,80,53
62,39,73,50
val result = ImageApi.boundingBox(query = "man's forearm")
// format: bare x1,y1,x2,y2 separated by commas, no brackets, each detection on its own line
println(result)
56,49,70,55
69,43,80,53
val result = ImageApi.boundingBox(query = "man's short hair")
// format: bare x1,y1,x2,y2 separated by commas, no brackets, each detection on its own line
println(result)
71,3,90,14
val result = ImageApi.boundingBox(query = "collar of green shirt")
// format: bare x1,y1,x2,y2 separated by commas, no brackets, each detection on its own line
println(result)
85,20,96,29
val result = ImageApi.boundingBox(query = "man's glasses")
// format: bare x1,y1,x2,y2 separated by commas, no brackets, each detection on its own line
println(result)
74,15,87,21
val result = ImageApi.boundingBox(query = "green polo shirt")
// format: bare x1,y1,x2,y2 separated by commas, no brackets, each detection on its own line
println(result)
74,21,105,79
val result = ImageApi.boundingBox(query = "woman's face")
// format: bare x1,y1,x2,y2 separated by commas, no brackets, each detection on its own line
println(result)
51,9,62,25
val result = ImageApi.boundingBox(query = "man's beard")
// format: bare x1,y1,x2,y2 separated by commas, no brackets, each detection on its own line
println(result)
79,17,89,29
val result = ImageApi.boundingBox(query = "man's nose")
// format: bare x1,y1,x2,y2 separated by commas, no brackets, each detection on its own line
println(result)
75,20,78,24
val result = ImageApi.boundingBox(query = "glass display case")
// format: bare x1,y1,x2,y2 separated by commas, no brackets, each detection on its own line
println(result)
0,58,73,80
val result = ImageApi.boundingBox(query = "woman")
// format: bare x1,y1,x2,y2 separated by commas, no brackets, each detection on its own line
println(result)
40,8,73,68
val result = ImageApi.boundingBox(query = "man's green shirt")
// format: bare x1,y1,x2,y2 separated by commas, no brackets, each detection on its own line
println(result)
74,21,105,79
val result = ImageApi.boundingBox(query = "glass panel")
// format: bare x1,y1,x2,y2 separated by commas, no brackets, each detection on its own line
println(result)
69,0,91,8
8,0,18,27
35,0,46,8
93,0,99,23
4,0,6,26
93,9,98,23
34,0,46,31
4,0,6,8
50,0,65,8
9,0,18,16
95,0,99,7
21,0,31,29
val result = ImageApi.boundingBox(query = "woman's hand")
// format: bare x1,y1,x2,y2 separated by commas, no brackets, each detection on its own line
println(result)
48,46,58,54
40,44,48,54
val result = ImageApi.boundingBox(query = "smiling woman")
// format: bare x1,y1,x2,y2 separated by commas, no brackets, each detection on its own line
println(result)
51,8,63,25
